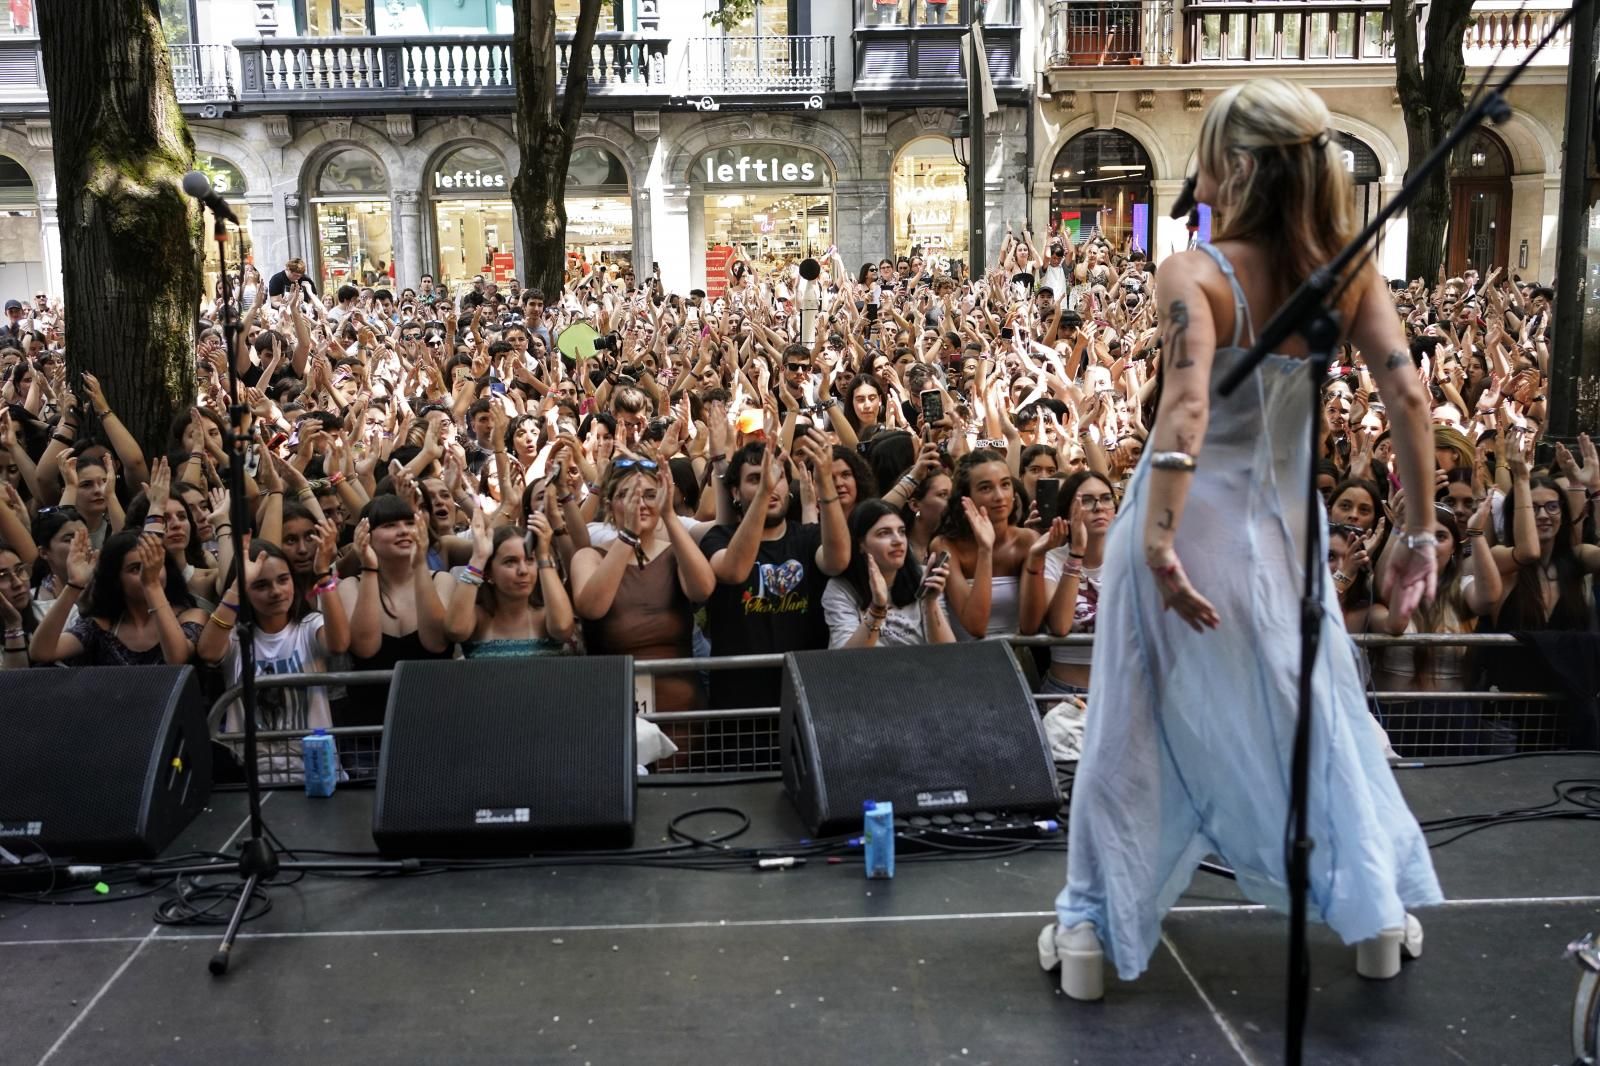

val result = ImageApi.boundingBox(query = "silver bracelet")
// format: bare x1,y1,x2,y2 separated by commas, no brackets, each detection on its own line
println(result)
1149,450,1197,472
1397,530,1435,552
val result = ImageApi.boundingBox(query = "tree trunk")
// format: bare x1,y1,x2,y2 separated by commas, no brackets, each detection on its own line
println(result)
510,0,603,299
37,0,200,458
1391,0,1476,284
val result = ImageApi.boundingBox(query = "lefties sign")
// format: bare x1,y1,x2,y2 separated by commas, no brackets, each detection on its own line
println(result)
433,168,506,191
698,145,828,187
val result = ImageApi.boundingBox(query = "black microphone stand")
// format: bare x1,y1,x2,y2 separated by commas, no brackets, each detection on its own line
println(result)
1212,5,1593,1063
149,200,409,976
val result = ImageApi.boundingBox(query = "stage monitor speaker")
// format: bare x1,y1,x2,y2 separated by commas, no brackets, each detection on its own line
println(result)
781,642,1061,836
373,656,637,856
0,665,213,860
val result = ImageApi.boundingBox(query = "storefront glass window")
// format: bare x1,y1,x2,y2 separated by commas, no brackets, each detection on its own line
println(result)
1049,130,1153,254
0,156,43,298
891,136,967,267
692,144,833,286
566,146,632,268
313,148,392,292
429,144,514,288
195,153,252,305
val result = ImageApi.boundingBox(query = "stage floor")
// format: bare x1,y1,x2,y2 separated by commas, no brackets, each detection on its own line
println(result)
3,755,1596,1066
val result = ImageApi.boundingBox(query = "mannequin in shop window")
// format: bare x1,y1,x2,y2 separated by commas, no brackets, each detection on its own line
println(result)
924,0,949,24
874,0,902,26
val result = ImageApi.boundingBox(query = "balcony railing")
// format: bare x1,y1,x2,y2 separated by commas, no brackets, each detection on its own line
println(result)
682,35,834,96
1044,0,1571,67
1047,0,1174,66
169,43,236,103
234,32,670,105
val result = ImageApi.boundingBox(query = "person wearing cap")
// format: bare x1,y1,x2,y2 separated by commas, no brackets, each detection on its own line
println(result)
0,300,26,347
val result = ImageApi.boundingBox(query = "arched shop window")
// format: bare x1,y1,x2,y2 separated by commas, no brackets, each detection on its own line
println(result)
1335,132,1381,230
1447,129,1512,278
692,143,834,294
1049,130,1153,254
891,136,967,268
566,146,633,268
430,144,514,288
0,156,44,298
313,147,392,293
195,153,251,302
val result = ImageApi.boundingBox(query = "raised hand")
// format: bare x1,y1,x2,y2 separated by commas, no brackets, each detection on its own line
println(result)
65,527,95,588
962,496,994,551
528,507,555,553
353,518,379,570
136,533,165,591
310,517,341,574
143,456,171,512
865,554,890,612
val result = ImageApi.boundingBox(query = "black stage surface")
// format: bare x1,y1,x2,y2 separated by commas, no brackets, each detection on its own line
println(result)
3,754,1597,1066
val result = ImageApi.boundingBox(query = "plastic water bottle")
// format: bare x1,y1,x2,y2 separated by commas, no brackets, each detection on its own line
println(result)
303,729,337,798
863,800,895,879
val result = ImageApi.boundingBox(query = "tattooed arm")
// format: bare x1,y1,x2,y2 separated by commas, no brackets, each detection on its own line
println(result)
1142,256,1215,565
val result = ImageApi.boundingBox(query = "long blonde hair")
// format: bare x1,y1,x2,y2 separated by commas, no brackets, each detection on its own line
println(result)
1198,79,1372,316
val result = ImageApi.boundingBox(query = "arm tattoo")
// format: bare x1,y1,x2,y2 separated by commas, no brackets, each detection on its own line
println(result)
1166,300,1194,369
1156,508,1174,531
1385,348,1408,371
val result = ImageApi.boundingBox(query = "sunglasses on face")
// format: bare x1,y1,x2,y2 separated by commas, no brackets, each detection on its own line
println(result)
613,458,660,474
786,363,811,373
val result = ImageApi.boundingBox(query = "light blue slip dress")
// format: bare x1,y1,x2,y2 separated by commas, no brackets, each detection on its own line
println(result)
1053,242,1442,980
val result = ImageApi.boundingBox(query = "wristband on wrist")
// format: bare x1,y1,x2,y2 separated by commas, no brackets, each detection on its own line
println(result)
65,580,87,592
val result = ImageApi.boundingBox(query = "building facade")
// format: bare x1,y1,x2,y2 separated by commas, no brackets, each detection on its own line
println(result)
0,0,1584,296
0,0,1035,296
1034,0,1582,281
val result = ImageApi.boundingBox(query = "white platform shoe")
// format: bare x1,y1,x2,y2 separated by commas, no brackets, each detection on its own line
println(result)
1037,922,1106,1001
1355,913,1425,979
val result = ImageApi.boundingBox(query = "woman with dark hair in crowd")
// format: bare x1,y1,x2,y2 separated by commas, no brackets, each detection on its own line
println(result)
1328,477,1384,533
1438,467,1478,532
1019,444,1060,505
570,459,716,712
843,373,886,437
445,505,574,657
932,448,1037,640
828,445,877,520
27,505,86,627
1020,470,1117,696
124,458,218,609
31,528,204,666
336,493,451,738
823,499,953,648
1490,439,1599,631
199,537,349,783
0,540,35,668
1328,522,1379,632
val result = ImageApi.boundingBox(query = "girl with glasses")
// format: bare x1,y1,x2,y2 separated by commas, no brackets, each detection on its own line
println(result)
1020,470,1117,697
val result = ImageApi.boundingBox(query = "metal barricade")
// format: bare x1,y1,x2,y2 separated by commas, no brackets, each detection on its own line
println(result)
206,635,1574,777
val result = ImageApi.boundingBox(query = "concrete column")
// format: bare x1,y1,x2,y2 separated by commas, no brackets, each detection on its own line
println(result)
394,189,424,292
1151,178,1188,262
657,182,693,292
243,194,279,276
36,197,62,298
1376,179,1405,281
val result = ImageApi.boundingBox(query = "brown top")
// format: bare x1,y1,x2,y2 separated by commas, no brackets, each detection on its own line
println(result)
584,548,700,712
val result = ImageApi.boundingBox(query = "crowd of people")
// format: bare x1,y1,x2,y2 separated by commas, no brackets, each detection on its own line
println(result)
1,221,1596,776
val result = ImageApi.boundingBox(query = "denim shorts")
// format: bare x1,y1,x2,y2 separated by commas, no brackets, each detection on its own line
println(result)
1041,675,1089,698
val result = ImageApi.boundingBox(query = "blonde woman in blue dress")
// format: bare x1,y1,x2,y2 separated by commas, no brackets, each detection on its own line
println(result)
1037,78,1443,999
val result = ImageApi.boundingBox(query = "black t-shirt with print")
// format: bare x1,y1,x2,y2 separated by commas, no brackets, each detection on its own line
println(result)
699,520,829,711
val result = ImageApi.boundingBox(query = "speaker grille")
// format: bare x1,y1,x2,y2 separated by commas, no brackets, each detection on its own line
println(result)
0,666,211,858
782,643,1060,835
373,657,636,855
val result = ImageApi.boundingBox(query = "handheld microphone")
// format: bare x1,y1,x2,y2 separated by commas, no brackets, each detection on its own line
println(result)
181,170,239,225
1169,173,1198,221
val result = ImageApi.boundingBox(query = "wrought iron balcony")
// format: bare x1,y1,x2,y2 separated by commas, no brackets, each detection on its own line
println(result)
232,32,670,109
681,35,834,97
1044,0,1571,68
169,44,236,104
